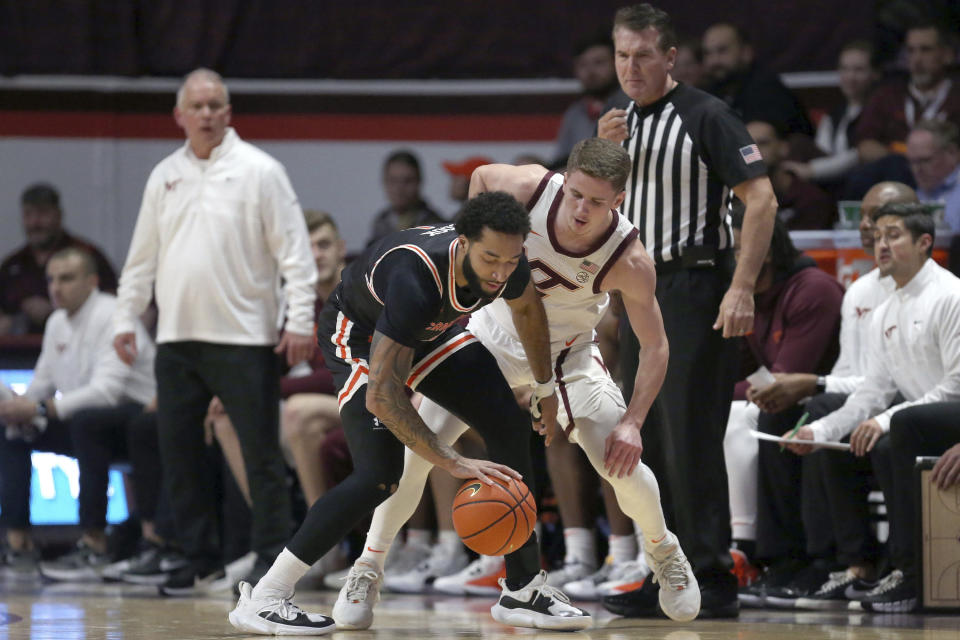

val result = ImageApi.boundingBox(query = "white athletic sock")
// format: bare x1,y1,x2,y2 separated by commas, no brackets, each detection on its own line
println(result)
251,548,310,600
358,533,395,573
406,528,432,547
609,534,638,565
437,530,462,555
563,527,596,566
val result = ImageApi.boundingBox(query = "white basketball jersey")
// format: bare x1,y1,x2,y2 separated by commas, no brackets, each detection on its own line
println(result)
479,172,638,352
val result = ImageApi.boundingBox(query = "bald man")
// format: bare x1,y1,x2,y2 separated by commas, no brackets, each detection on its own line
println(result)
114,68,318,596
737,181,918,609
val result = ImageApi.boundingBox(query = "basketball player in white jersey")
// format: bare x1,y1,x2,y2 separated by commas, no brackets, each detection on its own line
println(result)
335,138,700,627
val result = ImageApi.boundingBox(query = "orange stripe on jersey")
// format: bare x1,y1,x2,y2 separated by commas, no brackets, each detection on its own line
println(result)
406,334,474,386
338,364,369,406
369,244,442,299
334,314,350,360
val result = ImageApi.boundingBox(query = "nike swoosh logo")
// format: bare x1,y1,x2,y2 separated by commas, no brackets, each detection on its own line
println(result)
650,534,666,544
366,547,384,553
565,337,577,347
530,230,543,237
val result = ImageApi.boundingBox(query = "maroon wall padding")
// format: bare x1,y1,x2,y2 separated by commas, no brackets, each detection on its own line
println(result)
1,1,871,78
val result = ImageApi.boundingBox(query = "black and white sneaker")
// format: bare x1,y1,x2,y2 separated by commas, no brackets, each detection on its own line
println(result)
229,580,336,635
860,570,918,613
159,564,229,597
795,569,860,610
491,570,592,630
844,576,879,601
115,543,188,585
39,540,112,582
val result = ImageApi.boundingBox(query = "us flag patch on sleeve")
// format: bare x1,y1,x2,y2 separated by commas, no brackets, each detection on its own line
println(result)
739,144,763,164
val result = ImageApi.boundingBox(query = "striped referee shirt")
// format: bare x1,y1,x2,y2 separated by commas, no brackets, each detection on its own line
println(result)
621,83,767,266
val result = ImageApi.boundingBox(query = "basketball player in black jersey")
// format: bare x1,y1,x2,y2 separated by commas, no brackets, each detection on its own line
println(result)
230,191,591,634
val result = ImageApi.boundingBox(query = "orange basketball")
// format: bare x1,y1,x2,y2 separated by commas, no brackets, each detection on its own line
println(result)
452,477,537,556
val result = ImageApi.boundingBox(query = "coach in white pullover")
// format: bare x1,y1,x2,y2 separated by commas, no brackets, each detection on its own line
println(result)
113,68,317,596
0,247,155,574
787,203,960,452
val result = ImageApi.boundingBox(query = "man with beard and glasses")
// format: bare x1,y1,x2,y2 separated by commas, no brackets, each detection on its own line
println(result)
230,191,592,635
0,183,117,335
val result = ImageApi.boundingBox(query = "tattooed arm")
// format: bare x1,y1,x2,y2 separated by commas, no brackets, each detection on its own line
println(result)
365,330,520,485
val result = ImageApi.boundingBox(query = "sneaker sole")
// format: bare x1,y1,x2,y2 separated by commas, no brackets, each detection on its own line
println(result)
765,595,800,608
122,573,171,586
795,597,852,610
863,599,918,613
738,592,765,608
39,567,104,582
490,603,592,630
228,609,337,636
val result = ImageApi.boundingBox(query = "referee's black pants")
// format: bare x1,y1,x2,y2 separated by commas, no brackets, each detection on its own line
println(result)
876,402,960,579
287,324,542,582
155,342,289,573
620,265,739,580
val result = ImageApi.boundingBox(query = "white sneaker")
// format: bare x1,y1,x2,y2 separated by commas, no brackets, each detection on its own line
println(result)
384,540,432,577
490,570,592,630
647,534,700,622
384,546,470,593
545,560,597,588
565,558,650,600
332,561,383,630
434,556,506,596
597,558,651,597
229,581,335,635
563,560,612,600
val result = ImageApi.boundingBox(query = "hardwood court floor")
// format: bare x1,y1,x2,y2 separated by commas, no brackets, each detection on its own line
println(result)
3,578,960,640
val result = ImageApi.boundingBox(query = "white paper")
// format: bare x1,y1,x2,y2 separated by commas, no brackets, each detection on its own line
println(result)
749,429,852,451
746,366,777,390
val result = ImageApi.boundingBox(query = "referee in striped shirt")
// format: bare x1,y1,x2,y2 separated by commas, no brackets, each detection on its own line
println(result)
598,4,777,619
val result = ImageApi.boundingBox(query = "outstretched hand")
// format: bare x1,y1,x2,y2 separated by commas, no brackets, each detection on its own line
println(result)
447,456,522,486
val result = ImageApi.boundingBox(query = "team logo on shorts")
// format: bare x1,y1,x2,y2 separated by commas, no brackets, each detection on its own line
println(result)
576,271,590,283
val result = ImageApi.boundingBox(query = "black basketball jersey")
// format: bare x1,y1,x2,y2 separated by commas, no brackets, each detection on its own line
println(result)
333,223,530,347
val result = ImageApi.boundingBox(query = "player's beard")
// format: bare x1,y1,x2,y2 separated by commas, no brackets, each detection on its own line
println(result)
462,251,502,301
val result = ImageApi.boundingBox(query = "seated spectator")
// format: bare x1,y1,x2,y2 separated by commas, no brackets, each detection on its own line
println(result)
553,31,627,164
722,207,844,600
0,184,117,335
442,156,493,209
366,150,446,247
785,202,960,613
782,41,880,190
701,22,813,137
673,36,704,88
737,182,915,609
907,119,960,231
846,23,960,198
747,119,837,229
0,248,158,580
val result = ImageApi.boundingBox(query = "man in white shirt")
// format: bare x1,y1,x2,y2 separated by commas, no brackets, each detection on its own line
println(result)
786,202,960,610
734,182,914,608
0,247,157,579
113,68,318,596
